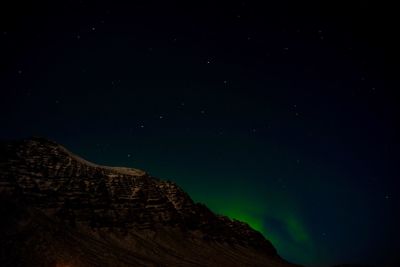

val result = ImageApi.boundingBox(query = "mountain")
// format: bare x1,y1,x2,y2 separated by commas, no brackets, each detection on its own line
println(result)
0,137,299,267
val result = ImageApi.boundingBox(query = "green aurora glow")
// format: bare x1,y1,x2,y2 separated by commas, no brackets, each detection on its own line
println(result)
184,182,323,265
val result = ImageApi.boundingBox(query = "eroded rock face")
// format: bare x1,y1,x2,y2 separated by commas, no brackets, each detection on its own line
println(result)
0,137,297,267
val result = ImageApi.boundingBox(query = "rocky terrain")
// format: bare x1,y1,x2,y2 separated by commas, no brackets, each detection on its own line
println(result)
0,137,299,267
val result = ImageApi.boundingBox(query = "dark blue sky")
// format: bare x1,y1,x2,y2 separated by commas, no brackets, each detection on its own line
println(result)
0,1,396,266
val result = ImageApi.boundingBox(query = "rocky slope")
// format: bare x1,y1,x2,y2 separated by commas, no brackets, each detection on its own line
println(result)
0,137,299,267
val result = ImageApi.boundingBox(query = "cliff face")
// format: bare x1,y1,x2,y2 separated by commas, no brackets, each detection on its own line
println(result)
0,138,297,267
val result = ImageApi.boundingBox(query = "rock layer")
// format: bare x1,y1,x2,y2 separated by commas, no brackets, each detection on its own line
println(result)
0,137,298,267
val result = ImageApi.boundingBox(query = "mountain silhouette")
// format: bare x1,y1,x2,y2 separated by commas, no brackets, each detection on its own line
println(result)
0,137,300,267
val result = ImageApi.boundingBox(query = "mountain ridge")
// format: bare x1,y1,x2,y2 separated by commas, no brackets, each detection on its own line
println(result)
0,137,300,267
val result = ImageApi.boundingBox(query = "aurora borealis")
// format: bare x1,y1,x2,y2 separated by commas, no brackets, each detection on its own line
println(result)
0,1,396,266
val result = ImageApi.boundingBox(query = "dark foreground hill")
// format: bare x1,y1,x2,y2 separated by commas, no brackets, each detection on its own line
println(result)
0,137,299,267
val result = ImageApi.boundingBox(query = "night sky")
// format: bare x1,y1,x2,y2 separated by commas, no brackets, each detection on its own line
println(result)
0,1,396,266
